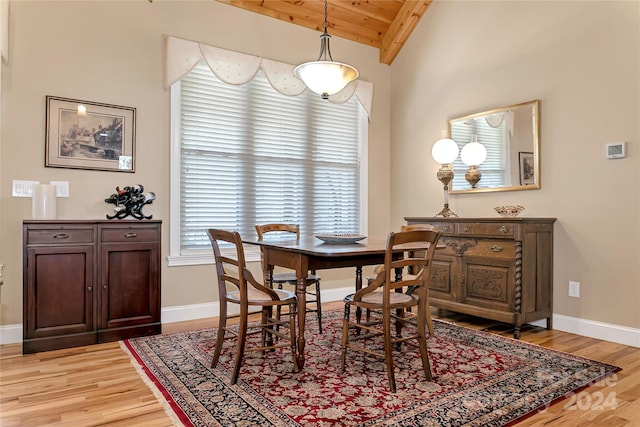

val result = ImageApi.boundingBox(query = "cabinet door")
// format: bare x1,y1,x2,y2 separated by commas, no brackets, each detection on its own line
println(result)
99,242,159,330
24,245,95,339
429,255,457,301
460,257,514,312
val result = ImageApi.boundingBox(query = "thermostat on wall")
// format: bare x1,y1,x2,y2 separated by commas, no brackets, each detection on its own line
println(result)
606,142,627,159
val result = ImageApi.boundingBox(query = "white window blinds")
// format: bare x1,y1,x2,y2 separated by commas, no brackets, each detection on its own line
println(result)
177,60,362,254
451,119,509,188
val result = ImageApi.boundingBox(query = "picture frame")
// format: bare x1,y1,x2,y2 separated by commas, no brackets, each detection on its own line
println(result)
519,151,534,185
45,96,136,172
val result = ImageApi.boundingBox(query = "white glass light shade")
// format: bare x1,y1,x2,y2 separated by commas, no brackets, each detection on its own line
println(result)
294,61,359,98
461,141,487,166
431,136,459,164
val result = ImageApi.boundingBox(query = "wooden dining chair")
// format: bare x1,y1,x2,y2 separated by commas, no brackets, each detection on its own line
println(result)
365,223,437,336
255,223,324,333
340,228,442,393
207,228,299,385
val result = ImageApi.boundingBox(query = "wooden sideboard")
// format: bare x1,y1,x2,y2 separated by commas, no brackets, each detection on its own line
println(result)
405,217,556,338
23,220,161,353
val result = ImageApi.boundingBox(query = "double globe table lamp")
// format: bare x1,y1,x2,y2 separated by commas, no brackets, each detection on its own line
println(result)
431,131,487,217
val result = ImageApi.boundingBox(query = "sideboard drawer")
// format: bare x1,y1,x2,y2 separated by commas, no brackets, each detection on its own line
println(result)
26,227,95,245
100,226,159,243
464,239,515,259
458,222,514,237
430,222,456,234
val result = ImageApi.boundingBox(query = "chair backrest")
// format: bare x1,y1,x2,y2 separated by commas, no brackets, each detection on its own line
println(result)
207,228,249,302
255,223,300,240
376,229,442,303
255,223,300,270
372,224,437,275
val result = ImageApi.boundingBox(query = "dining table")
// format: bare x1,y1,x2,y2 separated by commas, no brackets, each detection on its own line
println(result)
242,235,413,368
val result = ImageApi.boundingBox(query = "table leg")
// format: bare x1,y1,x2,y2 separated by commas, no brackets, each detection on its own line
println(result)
395,267,403,345
297,275,307,368
355,266,363,329
264,266,275,348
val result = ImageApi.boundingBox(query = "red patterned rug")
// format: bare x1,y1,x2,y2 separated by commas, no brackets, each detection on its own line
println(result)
122,310,618,426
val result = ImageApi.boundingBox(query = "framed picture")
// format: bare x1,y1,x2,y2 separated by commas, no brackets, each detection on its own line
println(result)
45,96,136,172
519,152,534,185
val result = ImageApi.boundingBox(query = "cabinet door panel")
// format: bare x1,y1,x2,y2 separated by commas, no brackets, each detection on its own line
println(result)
100,243,159,329
429,256,456,300
461,259,514,311
25,246,94,337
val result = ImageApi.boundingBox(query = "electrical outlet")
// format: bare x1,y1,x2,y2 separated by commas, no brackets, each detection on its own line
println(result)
568,281,580,298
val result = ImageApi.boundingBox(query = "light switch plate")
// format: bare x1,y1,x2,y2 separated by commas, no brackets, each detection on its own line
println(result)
12,180,39,197
50,181,70,197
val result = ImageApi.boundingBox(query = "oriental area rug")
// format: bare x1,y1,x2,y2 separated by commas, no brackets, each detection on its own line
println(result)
122,310,618,427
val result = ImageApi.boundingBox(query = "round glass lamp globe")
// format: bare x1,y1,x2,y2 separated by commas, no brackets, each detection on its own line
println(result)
431,138,459,164
460,141,487,166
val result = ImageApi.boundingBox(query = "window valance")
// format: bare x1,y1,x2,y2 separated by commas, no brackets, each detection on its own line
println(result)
164,36,373,117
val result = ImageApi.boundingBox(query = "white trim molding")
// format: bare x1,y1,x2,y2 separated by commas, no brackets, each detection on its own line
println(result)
3,295,638,348
548,314,640,348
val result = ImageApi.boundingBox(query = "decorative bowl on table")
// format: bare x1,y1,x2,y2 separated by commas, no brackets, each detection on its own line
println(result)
315,233,367,244
494,205,525,217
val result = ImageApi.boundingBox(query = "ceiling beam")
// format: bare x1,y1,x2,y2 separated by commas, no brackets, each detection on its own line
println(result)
380,0,432,65
216,0,430,65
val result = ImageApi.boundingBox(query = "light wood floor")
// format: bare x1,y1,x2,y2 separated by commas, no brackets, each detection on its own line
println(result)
2,302,639,427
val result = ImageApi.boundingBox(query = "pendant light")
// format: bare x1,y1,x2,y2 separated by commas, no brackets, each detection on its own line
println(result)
294,0,359,99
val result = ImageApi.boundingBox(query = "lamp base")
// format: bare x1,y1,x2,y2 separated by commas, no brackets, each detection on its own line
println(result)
435,205,458,218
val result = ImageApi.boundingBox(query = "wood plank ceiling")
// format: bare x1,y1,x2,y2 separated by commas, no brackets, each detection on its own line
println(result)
215,0,432,65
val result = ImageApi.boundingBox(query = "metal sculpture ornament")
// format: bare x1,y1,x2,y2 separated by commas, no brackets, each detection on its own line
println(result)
105,185,155,220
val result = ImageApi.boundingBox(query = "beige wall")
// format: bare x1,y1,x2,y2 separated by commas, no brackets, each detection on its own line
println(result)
2,1,638,337
0,1,392,326
391,1,640,329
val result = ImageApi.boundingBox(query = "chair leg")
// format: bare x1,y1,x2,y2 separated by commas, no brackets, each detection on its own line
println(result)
211,301,227,369
288,301,300,373
425,287,435,336
315,280,323,333
230,305,249,385
276,283,283,333
340,304,350,372
426,308,435,337
261,307,267,349
417,303,433,382
382,310,396,393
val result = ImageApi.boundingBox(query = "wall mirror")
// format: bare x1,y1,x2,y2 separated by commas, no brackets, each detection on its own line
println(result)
449,99,540,193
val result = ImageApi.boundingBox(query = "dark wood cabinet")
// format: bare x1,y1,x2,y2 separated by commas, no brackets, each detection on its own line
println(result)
405,217,556,338
23,220,162,353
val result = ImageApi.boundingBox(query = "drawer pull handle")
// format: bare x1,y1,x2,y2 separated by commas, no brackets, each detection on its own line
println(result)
443,225,451,232
53,233,70,239
490,245,503,252
87,286,93,292
463,226,470,232
500,226,509,234
124,232,137,238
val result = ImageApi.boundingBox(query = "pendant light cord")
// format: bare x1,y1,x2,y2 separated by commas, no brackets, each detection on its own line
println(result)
318,0,333,62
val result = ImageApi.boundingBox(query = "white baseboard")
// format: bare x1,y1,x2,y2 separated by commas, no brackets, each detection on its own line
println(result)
3,288,638,348
160,287,354,324
547,314,640,348
0,324,21,346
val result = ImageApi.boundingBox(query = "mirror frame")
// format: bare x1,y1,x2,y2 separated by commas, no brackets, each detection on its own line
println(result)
448,99,540,194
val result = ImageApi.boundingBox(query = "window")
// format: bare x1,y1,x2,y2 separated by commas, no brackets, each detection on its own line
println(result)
451,119,509,188
169,61,367,266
